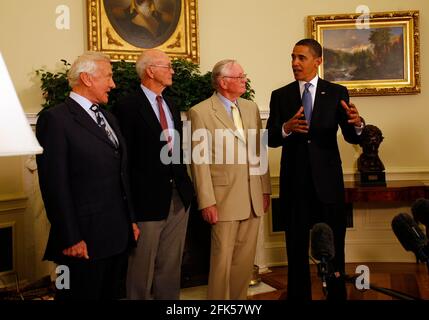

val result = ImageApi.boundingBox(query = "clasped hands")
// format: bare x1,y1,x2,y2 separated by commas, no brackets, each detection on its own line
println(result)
282,100,362,135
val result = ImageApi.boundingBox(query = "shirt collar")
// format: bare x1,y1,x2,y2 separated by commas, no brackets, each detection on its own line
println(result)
216,92,238,109
298,74,319,91
141,84,160,105
69,91,94,112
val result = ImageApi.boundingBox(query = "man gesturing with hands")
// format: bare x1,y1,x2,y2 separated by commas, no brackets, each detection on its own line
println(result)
266,39,364,300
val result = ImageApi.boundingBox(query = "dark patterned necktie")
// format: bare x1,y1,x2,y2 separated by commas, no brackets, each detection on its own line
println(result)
302,82,313,125
89,104,118,148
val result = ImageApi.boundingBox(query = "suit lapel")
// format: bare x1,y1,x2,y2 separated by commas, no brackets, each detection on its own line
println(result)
237,98,250,134
291,81,302,114
66,97,114,148
311,78,328,127
211,94,245,143
102,109,122,149
164,95,179,130
135,89,164,135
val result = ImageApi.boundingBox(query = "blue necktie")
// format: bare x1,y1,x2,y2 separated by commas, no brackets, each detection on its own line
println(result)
302,82,313,125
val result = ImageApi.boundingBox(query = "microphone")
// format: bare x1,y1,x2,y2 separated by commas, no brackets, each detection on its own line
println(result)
391,213,429,263
411,198,429,228
311,223,335,292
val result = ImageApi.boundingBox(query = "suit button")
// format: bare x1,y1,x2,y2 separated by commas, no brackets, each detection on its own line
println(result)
307,140,311,144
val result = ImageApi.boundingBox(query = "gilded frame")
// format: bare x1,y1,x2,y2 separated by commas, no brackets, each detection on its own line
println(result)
87,0,199,62
308,11,420,96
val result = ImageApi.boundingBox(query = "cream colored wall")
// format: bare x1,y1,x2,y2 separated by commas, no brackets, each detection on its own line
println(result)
198,0,429,177
0,0,428,276
0,0,427,185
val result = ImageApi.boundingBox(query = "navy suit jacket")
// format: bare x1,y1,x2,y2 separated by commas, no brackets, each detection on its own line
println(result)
266,78,361,225
36,97,135,261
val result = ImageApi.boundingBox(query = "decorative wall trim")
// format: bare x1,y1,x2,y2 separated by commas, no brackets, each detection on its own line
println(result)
26,113,38,126
0,194,27,213
259,109,269,120
271,169,429,186
343,168,429,183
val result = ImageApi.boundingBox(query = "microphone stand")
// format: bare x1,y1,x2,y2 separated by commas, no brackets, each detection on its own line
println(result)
311,258,422,300
343,274,422,301
310,256,329,296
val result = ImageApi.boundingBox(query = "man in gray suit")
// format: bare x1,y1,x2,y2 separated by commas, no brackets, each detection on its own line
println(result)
113,49,194,300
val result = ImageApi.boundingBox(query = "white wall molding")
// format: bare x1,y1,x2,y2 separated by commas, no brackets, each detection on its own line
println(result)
0,194,27,213
26,113,38,126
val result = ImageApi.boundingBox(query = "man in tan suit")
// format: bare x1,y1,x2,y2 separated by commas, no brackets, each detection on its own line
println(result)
189,59,271,300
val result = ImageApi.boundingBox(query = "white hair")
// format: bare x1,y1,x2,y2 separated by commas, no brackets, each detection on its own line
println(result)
135,49,167,80
67,52,111,88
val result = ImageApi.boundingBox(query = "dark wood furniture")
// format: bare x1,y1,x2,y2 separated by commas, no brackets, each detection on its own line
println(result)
345,180,429,203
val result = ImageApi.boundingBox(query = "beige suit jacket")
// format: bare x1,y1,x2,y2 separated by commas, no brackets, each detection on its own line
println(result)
189,93,271,221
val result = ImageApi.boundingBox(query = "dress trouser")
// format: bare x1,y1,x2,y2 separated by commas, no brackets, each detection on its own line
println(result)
126,188,189,300
55,251,128,300
207,211,260,300
285,161,347,300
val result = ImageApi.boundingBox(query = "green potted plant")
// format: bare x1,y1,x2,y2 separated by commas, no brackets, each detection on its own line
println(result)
36,59,255,113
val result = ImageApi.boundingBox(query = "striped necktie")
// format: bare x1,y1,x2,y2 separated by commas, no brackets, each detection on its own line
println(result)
89,104,118,148
231,104,245,142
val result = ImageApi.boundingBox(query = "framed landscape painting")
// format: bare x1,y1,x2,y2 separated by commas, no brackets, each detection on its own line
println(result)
308,11,420,96
87,0,199,62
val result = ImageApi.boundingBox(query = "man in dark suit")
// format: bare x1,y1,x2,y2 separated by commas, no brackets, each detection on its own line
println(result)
113,49,194,300
266,39,364,300
36,52,139,300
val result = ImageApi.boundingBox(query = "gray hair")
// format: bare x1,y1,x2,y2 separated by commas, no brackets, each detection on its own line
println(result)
67,52,111,88
211,59,237,90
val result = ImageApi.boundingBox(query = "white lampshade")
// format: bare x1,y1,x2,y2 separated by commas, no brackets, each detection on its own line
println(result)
0,52,43,156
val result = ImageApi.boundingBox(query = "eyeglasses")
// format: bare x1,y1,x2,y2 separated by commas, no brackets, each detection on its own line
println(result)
150,64,173,70
222,74,248,80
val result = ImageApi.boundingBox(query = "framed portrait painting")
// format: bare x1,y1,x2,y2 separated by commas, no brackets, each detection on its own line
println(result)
308,11,420,96
87,0,199,62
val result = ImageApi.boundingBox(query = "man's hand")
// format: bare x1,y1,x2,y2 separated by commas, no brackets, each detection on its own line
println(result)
341,100,362,127
282,107,309,134
263,194,271,213
132,223,140,241
62,240,89,259
202,205,218,225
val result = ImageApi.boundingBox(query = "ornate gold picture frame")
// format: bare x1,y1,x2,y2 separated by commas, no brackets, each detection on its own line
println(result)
87,0,199,62
308,11,420,96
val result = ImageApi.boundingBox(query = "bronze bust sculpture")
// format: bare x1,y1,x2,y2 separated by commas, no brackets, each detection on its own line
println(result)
357,124,386,186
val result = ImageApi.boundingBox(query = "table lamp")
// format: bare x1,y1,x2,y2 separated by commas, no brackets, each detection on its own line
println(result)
0,52,42,156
